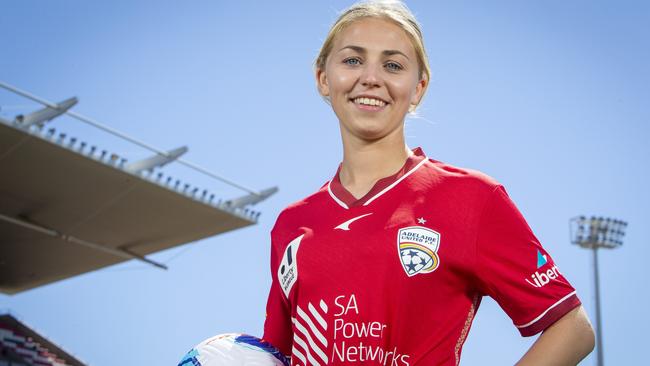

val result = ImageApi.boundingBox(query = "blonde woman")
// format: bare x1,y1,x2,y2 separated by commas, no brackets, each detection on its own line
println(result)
263,1,595,365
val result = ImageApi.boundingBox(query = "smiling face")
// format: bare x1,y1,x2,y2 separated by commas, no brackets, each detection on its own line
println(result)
317,17,427,142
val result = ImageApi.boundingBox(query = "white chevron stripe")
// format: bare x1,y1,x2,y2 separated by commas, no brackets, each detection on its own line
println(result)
297,306,327,347
293,316,329,364
319,299,328,313
291,345,307,366
308,302,327,330
292,331,321,366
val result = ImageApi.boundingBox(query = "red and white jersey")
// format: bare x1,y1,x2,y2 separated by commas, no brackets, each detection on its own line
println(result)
263,147,581,366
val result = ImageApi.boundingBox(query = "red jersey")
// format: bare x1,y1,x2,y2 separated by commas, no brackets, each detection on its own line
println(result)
263,147,580,366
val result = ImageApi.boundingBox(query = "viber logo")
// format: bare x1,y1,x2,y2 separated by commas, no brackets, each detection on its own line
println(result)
525,250,560,288
525,265,561,288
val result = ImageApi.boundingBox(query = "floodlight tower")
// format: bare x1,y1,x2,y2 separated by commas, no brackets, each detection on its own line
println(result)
569,216,627,366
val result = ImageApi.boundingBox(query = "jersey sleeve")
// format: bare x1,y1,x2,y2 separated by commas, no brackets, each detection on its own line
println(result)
474,185,581,336
262,221,294,356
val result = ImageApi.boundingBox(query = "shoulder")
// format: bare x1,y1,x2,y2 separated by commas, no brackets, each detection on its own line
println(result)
270,181,330,238
417,157,502,197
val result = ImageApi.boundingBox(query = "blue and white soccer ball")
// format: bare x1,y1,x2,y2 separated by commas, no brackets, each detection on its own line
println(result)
178,333,289,366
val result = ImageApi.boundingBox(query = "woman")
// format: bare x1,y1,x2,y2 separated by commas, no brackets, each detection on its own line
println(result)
263,1,595,365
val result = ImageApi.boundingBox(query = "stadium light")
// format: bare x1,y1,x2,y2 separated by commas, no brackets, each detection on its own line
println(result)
570,216,627,366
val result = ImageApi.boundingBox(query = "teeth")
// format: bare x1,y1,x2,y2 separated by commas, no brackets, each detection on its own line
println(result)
354,97,386,107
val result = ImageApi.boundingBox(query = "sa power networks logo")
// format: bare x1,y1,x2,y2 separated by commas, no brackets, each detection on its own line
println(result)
291,294,413,366
397,226,441,277
525,250,561,288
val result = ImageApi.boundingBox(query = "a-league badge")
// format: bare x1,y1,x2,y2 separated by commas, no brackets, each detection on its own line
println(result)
397,226,441,277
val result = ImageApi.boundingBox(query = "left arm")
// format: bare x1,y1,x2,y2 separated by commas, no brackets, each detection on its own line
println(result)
516,305,595,366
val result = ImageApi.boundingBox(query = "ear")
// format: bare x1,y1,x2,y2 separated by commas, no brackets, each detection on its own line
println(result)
410,75,428,108
316,67,330,97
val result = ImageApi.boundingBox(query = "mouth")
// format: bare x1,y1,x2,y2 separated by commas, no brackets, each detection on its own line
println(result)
350,96,388,111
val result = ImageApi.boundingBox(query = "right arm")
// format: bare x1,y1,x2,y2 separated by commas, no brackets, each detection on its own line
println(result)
262,223,294,357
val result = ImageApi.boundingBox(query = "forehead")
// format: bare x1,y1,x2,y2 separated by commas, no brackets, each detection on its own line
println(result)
333,17,416,57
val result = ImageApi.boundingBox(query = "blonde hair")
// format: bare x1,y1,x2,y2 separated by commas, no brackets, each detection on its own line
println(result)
315,0,431,109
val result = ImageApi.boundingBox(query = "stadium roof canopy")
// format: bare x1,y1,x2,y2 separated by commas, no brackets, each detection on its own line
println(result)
0,82,277,294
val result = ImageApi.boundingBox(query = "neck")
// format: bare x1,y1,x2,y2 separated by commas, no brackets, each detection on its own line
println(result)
339,128,412,198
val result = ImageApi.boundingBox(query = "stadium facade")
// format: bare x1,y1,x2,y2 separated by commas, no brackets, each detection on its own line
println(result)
0,314,85,366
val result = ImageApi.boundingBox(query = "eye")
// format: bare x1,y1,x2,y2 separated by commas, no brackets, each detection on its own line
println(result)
343,57,362,66
385,61,404,72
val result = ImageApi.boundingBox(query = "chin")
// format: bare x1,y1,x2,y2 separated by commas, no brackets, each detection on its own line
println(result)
337,112,403,141
354,118,401,140
351,125,394,142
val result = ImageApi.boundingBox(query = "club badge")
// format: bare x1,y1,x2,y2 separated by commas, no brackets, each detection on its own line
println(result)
397,226,441,277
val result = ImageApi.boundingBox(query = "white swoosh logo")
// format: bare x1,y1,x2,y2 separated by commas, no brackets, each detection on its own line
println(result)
335,213,373,231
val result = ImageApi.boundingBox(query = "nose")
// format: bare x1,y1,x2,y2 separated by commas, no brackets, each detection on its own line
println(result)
359,62,382,88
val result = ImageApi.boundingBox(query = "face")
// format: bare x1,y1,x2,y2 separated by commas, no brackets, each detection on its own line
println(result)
317,17,427,142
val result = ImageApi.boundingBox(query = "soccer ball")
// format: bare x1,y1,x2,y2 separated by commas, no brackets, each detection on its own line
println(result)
178,333,289,366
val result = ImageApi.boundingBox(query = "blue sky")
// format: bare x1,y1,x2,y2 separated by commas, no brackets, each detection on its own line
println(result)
1,1,648,365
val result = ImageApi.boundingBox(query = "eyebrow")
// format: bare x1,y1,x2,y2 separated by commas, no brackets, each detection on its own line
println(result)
338,45,410,60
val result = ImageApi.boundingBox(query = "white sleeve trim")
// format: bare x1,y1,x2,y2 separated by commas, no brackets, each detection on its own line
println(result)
515,291,577,329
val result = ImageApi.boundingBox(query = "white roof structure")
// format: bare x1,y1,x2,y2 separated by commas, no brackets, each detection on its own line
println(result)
0,82,277,294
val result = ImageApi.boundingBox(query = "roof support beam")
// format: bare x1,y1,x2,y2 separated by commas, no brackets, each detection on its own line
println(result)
225,186,279,209
14,97,78,128
0,213,167,270
124,146,188,174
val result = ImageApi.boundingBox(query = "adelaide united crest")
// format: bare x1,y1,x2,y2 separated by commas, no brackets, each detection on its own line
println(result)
397,226,441,277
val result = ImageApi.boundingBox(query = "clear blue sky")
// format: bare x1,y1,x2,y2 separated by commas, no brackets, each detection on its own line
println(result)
1,1,648,365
